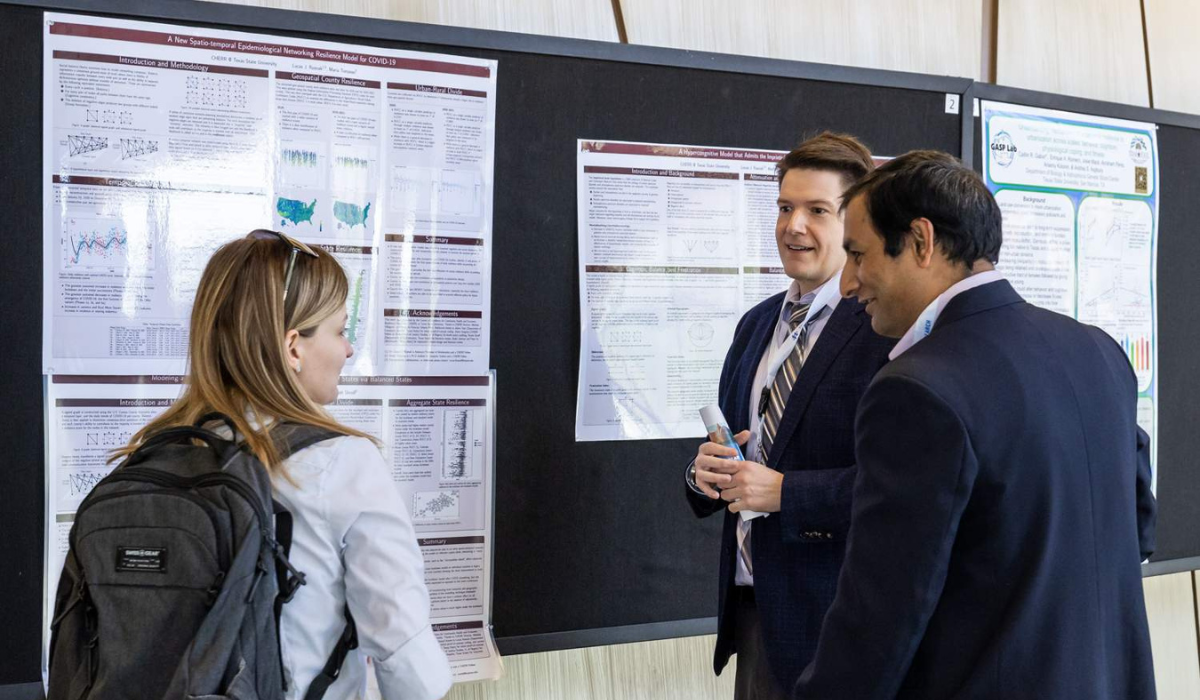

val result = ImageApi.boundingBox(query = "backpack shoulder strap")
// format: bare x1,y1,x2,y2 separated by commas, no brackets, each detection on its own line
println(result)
302,608,359,700
269,423,358,699
272,423,343,460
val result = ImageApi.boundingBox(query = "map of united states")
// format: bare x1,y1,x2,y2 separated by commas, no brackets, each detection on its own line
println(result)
334,201,370,228
277,197,317,227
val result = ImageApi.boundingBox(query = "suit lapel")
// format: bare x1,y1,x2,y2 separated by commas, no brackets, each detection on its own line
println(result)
733,297,784,433
766,299,865,469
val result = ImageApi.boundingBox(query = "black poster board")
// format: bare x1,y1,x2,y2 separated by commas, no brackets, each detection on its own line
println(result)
0,0,968,688
963,83,1200,577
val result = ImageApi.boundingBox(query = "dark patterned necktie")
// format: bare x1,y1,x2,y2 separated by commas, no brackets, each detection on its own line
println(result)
759,301,824,463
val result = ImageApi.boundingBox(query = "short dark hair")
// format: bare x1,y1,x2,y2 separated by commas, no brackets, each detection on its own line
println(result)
840,150,1002,265
776,132,875,190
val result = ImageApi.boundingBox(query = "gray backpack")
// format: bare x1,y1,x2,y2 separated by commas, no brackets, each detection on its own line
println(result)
48,414,357,700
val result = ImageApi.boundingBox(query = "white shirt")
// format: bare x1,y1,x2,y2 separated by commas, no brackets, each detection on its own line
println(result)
889,270,1005,360
736,270,842,586
272,435,452,700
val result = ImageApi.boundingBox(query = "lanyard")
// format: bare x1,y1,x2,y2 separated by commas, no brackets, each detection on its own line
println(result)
764,317,807,390
756,304,827,422
908,299,941,345
900,295,944,353
764,304,827,395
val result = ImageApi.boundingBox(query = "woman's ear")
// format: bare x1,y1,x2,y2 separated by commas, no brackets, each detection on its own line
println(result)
284,328,303,373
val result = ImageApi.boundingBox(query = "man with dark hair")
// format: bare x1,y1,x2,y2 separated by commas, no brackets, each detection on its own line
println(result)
686,132,894,699
793,150,1156,699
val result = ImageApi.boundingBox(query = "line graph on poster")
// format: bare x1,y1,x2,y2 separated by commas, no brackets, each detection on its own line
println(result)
60,217,155,271
391,166,483,217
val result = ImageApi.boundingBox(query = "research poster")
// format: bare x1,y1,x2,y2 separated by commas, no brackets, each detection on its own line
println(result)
44,374,500,682
575,140,788,441
982,101,1159,483
43,12,496,377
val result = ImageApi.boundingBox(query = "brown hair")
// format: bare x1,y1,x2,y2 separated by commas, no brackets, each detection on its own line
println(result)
776,131,876,189
109,233,372,476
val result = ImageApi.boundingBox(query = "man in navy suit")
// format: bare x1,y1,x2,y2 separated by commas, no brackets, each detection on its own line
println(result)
687,133,894,699
793,150,1157,699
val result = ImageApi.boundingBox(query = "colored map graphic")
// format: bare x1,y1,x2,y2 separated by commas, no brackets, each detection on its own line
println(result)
333,201,371,229
277,197,317,228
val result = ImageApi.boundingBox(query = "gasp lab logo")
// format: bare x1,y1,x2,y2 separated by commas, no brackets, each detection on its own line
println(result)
990,131,1017,167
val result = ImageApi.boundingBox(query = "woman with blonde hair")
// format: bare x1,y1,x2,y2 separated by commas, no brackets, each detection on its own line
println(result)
113,229,451,700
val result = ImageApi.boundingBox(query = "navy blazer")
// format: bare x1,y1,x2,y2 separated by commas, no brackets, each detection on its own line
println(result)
687,290,893,690
795,280,1157,700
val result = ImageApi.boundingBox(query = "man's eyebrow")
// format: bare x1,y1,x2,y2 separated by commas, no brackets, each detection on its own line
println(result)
777,197,838,207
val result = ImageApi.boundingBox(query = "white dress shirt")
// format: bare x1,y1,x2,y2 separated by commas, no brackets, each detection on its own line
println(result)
272,435,452,700
889,270,1005,361
735,270,843,586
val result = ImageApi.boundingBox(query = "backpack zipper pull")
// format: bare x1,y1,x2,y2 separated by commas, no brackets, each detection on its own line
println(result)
206,571,226,606
245,560,268,603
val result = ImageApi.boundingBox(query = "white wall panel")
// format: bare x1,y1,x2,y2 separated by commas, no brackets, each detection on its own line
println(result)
1143,0,1200,113
205,0,620,41
996,0,1149,106
618,0,984,79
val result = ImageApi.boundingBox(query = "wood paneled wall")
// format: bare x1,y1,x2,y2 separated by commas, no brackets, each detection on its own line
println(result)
995,0,1150,106
200,1,1200,697
1144,573,1200,698
1143,0,1200,114
617,0,985,79
205,0,620,41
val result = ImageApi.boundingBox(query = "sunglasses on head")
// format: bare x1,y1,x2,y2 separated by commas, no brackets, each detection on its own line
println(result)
246,229,318,301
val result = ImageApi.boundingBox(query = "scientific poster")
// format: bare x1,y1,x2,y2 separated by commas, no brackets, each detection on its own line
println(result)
981,100,1158,483
43,12,496,377
575,140,788,441
44,373,500,682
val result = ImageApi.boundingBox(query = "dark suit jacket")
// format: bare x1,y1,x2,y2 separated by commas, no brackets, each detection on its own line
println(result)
795,280,1157,700
687,291,893,690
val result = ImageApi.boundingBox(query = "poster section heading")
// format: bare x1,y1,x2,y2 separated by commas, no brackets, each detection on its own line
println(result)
574,140,790,441
43,13,496,377
44,374,501,682
981,100,1158,486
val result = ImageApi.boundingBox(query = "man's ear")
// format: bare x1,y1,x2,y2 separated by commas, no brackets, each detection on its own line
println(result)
284,328,302,372
908,218,937,268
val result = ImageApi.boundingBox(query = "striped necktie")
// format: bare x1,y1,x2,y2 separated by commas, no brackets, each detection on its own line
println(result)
759,301,823,463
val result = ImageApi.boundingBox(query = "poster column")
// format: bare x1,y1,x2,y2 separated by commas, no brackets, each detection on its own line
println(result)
330,375,501,680
43,12,502,686
382,79,495,377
